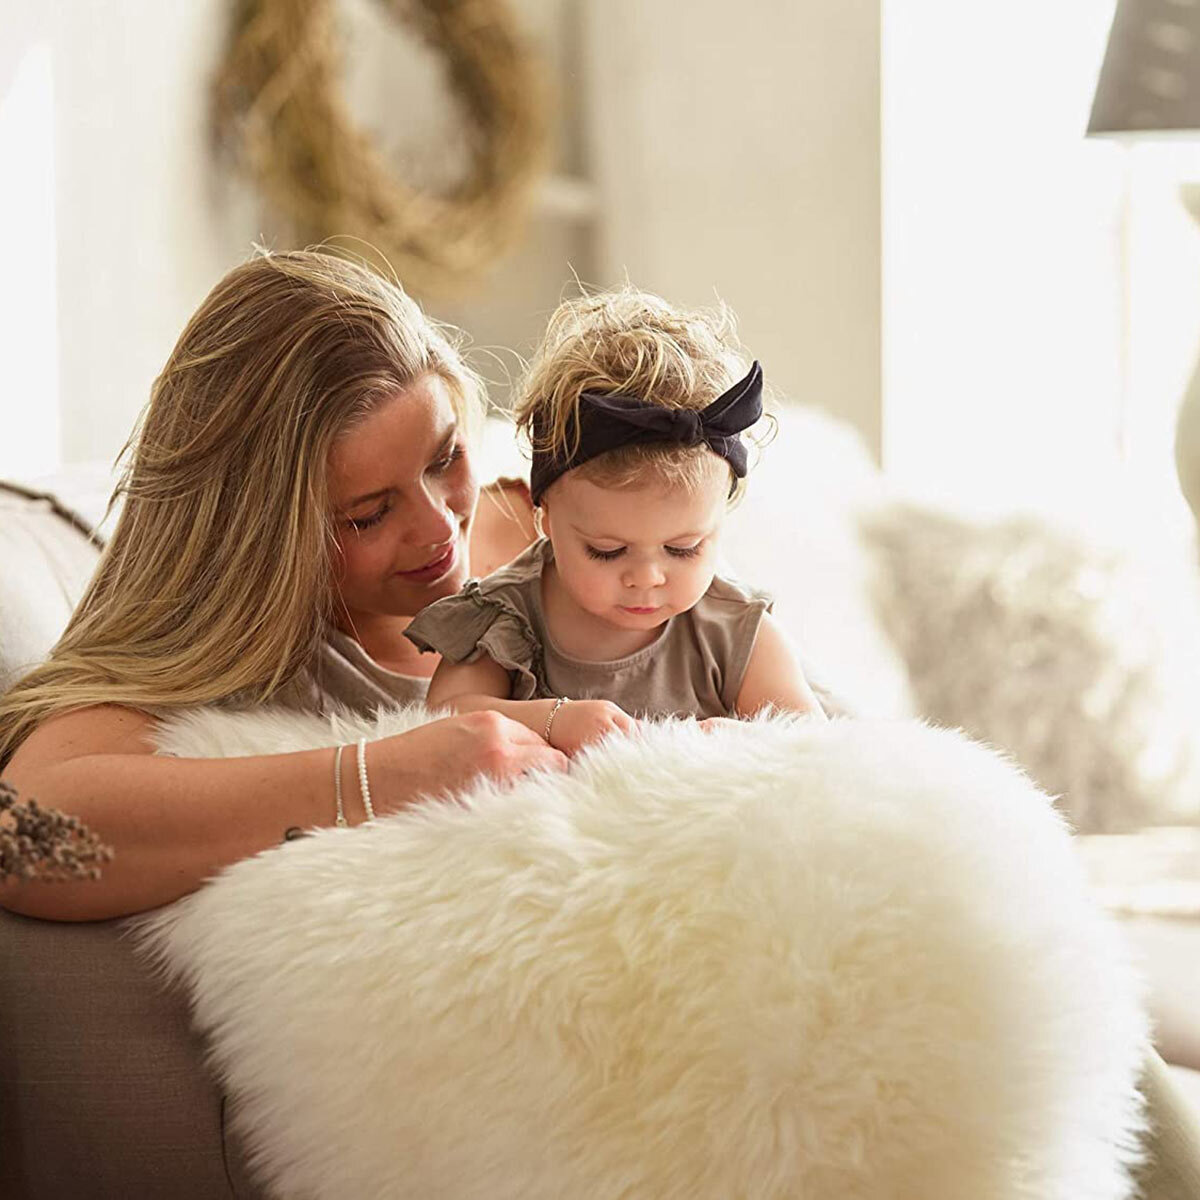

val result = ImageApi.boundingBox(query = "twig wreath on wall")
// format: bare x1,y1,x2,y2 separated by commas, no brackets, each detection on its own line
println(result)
214,0,549,296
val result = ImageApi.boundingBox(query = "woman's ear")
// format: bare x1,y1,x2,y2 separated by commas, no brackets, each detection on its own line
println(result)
533,501,549,540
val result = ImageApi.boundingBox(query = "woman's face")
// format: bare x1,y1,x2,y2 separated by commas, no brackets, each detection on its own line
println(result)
328,374,478,621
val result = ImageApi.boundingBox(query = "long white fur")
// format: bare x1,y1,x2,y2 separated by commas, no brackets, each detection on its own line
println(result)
137,707,1148,1200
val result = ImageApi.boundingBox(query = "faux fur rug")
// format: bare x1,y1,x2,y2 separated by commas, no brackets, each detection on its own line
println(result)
136,707,1148,1200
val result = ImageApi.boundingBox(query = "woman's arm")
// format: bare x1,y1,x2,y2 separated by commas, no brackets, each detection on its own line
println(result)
0,702,566,921
428,657,639,754
735,614,828,720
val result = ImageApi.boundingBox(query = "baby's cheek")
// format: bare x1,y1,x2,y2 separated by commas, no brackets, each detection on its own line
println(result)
575,563,612,607
682,563,718,607
570,561,600,595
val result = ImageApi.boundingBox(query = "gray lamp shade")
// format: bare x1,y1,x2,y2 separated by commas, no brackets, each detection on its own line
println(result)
1089,0,1200,134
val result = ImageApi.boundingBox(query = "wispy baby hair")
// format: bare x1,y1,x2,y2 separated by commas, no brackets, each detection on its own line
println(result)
514,284,770,497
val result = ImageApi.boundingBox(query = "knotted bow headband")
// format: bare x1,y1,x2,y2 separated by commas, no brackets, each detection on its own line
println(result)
529,360,763,504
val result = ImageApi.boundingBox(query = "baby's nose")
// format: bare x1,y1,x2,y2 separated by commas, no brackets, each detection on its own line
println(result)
624,559,666,589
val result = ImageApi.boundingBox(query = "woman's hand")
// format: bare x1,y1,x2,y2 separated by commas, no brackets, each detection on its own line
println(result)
374,711,568,809
547,700,640,756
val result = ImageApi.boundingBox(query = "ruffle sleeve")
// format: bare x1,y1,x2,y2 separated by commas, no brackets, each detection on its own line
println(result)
403,580,548,700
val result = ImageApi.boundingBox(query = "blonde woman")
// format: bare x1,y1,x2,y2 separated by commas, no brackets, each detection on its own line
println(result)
0,249,565,923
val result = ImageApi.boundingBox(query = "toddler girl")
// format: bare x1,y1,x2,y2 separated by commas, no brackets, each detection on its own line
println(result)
404,288,826,753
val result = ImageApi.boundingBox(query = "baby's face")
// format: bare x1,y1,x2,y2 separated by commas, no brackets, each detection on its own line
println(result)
541,460,728,634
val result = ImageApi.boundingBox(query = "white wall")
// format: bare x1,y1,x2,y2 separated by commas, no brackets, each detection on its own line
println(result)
583,0,882,458
51,2,263,468
881,0,1200,541
1,1,58,476
1,0,881,475
882,0,1125,516
340,0,601,404
1,1,261,474
0,0,599,472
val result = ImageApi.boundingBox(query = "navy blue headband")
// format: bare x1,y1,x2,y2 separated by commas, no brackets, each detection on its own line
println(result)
529,361,763,504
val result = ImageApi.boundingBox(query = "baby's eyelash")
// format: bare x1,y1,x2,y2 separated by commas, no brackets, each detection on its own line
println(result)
585,543,704,561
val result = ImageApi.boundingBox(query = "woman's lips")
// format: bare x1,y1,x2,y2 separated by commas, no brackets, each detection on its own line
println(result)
398,542,457,584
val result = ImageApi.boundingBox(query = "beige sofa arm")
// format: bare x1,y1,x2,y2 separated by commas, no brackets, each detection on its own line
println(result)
0,908,260,1198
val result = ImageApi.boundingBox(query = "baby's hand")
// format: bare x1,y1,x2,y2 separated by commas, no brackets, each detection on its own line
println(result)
548,699,639,755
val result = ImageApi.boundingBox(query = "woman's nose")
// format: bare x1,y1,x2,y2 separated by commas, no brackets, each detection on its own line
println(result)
407,487,456,547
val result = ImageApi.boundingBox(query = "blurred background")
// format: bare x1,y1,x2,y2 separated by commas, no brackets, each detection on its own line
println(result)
5,0,1199,546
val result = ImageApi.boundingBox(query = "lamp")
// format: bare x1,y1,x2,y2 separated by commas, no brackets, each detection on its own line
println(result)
1088,0,1200,526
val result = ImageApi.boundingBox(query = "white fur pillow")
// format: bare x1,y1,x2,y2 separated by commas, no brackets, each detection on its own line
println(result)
137,708,1147,1200
862,502,1200,833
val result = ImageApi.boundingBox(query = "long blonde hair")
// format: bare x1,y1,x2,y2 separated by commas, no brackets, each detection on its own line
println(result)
514,284,769,496
0,249,482,769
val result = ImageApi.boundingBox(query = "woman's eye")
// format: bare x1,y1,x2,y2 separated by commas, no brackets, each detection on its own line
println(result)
429,445,465,476
348,503,390,531
665,543,703,559
585,545,625,561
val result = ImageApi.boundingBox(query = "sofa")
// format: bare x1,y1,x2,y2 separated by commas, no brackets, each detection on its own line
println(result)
3,411,1199,1198
0,479,266,1198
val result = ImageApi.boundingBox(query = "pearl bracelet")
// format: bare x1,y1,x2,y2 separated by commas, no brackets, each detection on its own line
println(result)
544,696,569,744
356,737,375,821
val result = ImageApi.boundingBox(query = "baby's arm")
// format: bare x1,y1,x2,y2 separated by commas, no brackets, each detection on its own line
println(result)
426,657,639,753
734,613,828,720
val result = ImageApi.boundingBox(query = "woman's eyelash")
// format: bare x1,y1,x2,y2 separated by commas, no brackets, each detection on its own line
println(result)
348,501,391,532
429,445,464,475
346,446,462,532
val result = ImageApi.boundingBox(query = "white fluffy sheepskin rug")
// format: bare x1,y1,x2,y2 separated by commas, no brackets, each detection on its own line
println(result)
136,706,1148,1200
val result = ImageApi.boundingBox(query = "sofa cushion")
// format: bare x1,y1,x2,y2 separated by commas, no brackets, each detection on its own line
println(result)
863,501,1200,833
721,405,914,720
1078,828,1200,1074
0,482,103,693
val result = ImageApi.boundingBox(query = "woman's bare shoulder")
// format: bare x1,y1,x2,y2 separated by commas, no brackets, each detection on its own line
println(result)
470,477,537,578
3,704,156,786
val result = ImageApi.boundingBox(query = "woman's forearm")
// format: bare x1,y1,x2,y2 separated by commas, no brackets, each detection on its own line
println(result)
0,746,357,921
0,705,568,922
